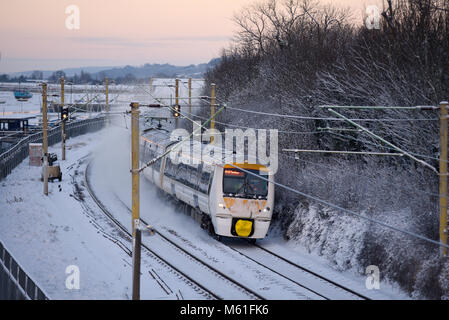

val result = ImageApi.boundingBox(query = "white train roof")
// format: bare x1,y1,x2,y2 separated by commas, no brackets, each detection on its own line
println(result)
141,128,176,150
141,127,237,170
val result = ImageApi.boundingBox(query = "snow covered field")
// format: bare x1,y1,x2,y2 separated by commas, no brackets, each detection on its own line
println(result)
0,132,186,298
0,79,203,123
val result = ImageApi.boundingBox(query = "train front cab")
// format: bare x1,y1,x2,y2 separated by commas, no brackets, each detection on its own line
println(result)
210,163,274,240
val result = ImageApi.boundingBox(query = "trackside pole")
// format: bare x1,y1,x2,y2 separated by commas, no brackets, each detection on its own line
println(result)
440,101,448,257
105,77,109,127
175,79,179,129
132,221,141,300
130,102,141,299
210,83,216,144
188,78,192,120
61,77,66,160
42,83,49,196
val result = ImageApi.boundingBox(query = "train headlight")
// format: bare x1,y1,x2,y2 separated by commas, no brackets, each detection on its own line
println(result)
263,207,271,212
234,219,253,237
218,203,226,209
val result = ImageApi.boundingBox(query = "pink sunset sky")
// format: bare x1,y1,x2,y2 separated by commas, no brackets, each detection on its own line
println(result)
0,0,382,73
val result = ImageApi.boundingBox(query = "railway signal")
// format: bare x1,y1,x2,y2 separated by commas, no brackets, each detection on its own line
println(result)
61,107,69,122
173,104,181,118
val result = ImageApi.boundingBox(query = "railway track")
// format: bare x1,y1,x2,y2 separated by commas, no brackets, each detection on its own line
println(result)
68,155,214,299
85,156,370,300
108,199,364,299
84,159,263,300
158,222,370,300
130,184,371,300
255,244,371,299
226,242,371,300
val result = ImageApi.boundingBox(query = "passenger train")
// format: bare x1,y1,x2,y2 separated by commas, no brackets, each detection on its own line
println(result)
139,128,275,242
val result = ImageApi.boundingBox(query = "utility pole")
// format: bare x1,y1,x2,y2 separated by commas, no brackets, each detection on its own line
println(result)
42,83,49,196
440,101,448,257
210,83,216,143
105,77,109,126
130,102,141,299
188,78,192,120
60,77,66,160
149,77,153,94
175,79,179,129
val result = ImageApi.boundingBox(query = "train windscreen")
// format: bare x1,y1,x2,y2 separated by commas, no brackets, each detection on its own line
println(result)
223,168,268,198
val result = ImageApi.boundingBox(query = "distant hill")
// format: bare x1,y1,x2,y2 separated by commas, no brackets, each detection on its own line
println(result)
9,58,220,80
97,59,220,79
8,66,116,79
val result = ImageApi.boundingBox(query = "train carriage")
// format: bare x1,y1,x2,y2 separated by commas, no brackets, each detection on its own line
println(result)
139,128,275,241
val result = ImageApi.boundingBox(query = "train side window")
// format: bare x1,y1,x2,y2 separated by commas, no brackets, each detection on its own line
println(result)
167,157,178,179
207,172,213,194
149,150,156,163
190,165,200,191
140,141,146,163
163,158,170,177
148,149,157,171
147,149,153,163
179,164,187,186
165,158,173,178
154,156,162,172
187,165,199,190
180,164,194,189
194,164,203,191
177,163,186,184
199,171,211,194
171,159,176,178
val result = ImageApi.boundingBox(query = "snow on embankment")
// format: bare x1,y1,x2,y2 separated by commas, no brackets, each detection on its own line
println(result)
277,201,449,299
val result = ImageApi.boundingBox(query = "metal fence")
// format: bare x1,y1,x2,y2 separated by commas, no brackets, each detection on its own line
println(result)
0,116,107,300
0,240,48,300
0,116,107,180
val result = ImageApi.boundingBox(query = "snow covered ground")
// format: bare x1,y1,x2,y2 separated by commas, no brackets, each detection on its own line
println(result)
0,129,210,299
